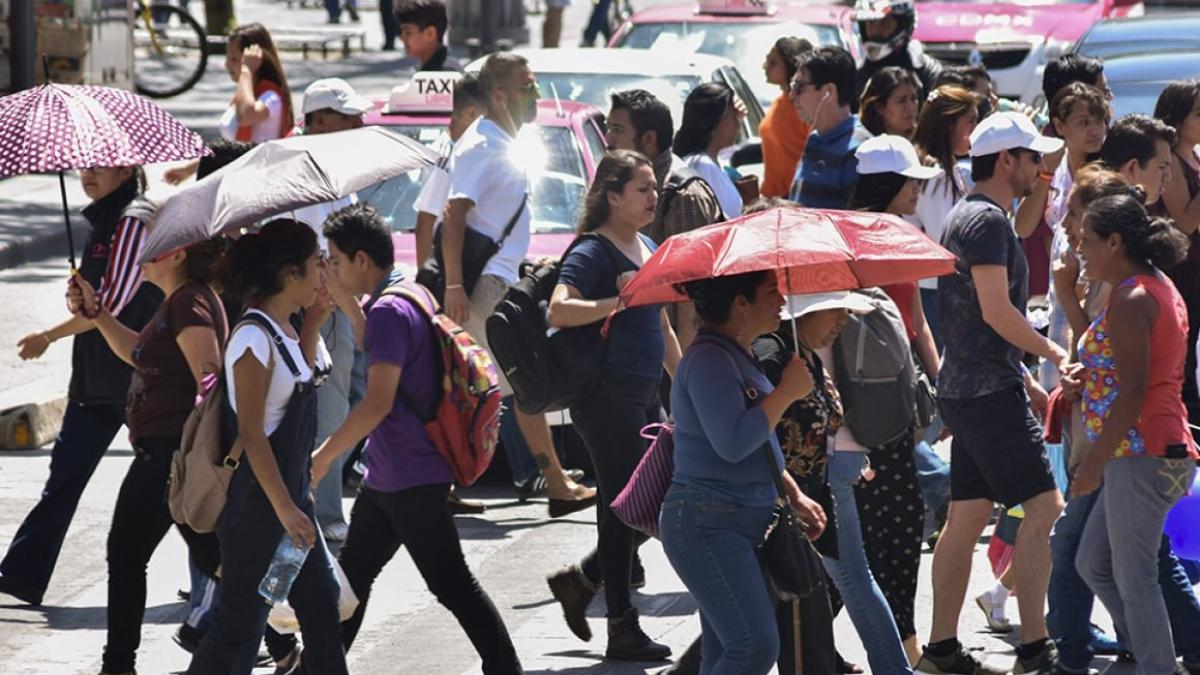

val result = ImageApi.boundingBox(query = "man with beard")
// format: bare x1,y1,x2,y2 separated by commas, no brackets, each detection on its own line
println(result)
920,112,1068,675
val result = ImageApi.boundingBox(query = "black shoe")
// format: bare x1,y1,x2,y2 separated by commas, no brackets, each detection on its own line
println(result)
915,643,1005,674
549,493,599,518
0,575,43,606
1013,641,1058,674
172,623,202,653
605,608,671,661
515,475,548,501
631,559,646,590
448,490,487,514
1182,661,1200,675
547,565,597,641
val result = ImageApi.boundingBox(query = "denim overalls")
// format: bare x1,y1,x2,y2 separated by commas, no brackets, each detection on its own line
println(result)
187,313,348,675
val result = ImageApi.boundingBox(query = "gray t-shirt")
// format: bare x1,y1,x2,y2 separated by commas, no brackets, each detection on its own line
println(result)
937,194,1029,399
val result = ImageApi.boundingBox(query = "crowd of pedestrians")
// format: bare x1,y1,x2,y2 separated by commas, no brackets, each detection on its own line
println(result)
3,1,1200,674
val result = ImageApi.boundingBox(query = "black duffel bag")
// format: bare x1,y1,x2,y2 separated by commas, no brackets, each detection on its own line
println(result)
416,195,527,302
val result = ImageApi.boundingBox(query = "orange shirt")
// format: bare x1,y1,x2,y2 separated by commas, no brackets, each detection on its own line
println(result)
758,93,811,199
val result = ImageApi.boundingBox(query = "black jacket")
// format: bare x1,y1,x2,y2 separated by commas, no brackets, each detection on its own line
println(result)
856,42,945,100
70,179,162,406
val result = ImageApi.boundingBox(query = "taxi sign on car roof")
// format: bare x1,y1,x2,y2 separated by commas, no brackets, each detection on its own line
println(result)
697,0,772,16
386,72,461,114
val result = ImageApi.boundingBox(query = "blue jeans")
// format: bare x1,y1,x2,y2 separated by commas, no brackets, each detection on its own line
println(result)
582,0,613,45
915,439,950,520
0,401,125,597
821,452,913,675
661,483,778,675
314,311,354,530
1050,484,1200,670
499,397,539,485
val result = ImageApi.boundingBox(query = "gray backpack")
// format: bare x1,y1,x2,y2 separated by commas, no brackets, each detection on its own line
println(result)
831,288,920,448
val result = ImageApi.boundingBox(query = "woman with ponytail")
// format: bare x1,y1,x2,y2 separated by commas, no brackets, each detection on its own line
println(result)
545,150,681,662
187,220,347,675
67,237,226,675
1066,193,1199,675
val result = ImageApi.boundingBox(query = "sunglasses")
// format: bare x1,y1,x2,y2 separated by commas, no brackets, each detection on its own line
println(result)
789,80,813,95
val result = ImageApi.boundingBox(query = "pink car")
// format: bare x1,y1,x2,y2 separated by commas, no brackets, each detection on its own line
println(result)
359,97,608,273
911,0,1144,104
609,1,856,107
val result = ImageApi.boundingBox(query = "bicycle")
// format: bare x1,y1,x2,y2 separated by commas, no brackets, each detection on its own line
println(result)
132,0,208,98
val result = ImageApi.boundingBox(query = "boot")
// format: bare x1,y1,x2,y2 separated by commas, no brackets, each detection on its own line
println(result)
605,608,671,661
548,565,598,641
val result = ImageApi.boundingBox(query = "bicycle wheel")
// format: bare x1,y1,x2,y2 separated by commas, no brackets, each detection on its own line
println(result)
133,3,208,99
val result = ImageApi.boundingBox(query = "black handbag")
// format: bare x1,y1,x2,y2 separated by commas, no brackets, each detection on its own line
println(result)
758,439,826,602
416,194,528,302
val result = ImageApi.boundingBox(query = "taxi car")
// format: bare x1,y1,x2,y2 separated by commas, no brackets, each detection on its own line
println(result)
911,0,1144,105
608,1,855,107
355,72,608,273
465,48,766,147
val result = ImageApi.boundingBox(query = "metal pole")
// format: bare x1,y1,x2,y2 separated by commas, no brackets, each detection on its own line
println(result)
10,0,37,91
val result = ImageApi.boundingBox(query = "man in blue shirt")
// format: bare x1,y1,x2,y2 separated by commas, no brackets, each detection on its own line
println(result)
788,47,873,209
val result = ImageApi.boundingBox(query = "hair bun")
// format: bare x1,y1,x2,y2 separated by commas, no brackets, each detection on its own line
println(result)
1128,184,1148,205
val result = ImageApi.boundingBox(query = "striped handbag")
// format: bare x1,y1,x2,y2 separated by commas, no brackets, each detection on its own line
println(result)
611,423,676,539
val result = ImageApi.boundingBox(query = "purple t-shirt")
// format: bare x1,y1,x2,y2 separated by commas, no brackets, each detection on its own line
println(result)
362,294,453,492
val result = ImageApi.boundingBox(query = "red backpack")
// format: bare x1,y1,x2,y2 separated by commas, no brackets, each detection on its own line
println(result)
382,281,501,486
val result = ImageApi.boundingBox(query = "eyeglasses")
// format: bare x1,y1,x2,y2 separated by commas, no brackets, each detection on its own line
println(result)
789,80,813,95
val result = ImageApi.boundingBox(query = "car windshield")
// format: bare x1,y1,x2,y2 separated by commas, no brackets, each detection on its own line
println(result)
357,124,584,236
535,72,700,126
619,21,843,105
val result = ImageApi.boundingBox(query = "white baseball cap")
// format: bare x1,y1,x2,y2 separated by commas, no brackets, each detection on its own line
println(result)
968,111,1064,158
302,78,372,116
855,134,943,180
782,291,876,320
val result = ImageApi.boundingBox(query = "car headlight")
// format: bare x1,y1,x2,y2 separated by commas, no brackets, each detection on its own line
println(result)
1043,37,1075,61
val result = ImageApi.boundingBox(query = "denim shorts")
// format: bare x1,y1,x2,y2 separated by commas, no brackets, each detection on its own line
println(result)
939,386,1058,507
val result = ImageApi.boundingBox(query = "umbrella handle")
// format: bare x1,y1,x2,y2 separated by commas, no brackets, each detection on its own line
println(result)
57,171,77,272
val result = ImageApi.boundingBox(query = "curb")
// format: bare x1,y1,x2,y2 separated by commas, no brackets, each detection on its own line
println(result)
0,222,81,272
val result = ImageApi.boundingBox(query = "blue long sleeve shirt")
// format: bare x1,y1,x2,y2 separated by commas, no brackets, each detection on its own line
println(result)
670,335,786,507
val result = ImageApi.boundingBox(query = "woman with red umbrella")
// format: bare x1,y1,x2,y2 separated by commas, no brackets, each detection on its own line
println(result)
0,165,162,607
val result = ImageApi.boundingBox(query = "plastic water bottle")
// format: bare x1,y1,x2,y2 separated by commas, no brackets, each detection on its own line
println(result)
258,535,310,606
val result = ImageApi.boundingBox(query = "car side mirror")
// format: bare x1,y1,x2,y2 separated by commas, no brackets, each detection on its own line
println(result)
730,142,763,168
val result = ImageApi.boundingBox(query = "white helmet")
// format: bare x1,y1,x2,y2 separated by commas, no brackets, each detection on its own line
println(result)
852,0,917,63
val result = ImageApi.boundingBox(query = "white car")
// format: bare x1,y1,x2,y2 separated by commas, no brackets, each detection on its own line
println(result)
465,48,766,148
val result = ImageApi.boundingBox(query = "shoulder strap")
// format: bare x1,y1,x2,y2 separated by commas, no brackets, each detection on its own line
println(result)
493,193,529,250
377,283,441,422
239,312,302,379
701,335,788,501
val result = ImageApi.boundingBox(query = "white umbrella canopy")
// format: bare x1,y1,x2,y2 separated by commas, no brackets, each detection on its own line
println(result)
140,126,437,262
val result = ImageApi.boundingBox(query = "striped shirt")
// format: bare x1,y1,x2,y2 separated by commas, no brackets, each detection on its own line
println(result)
789,115,872,210
98,215,148,317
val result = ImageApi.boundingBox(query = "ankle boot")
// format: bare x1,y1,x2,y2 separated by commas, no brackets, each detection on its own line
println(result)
548,565,598,641
605,608,671,661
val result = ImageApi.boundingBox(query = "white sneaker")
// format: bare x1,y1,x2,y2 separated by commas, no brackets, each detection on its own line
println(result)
974,590,1013,633
321,522,349,543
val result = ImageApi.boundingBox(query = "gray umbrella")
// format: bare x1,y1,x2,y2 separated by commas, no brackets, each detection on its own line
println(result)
140,126,436,262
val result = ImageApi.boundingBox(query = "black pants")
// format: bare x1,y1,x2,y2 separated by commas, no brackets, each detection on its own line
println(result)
570,370,661,619
0,402,124,599
854,432,923,640
338,483,522,674
103,435,220,673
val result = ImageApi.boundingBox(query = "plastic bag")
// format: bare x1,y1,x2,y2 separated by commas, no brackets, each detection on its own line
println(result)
266,556,359,634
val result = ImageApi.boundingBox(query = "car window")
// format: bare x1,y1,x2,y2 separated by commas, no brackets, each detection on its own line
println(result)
356,123,585,236
581,115,608,168
618,21,844,106
535,72,700,133
718,66,765,140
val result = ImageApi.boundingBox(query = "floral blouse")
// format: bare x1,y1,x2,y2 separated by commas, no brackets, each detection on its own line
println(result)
753,335,843,478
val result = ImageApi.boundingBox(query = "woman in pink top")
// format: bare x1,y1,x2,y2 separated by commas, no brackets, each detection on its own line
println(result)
1066,192,1199,675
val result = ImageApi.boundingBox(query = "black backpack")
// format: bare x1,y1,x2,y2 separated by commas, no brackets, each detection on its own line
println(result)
485,233,620,415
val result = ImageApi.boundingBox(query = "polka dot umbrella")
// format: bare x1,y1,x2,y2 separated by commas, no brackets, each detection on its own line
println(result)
0,82,207,269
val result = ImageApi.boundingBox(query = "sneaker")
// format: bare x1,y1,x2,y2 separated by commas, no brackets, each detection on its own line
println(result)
915,644,1005,675
547,565,597,641
321,522,349,543
273,644,303,675
1088,626,1121,656
515,475,548,501
1013,642,1058,674
1052,667,1099,675
172,623,202,653
974,591,1013,633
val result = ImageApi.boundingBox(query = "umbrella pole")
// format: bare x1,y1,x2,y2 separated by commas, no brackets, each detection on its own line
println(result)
57,170,77,272
784,264,800,355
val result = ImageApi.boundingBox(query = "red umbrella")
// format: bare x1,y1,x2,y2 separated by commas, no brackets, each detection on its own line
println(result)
620,206,957,307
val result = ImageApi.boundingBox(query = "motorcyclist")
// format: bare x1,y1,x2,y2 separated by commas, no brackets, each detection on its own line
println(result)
853,0,944,99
